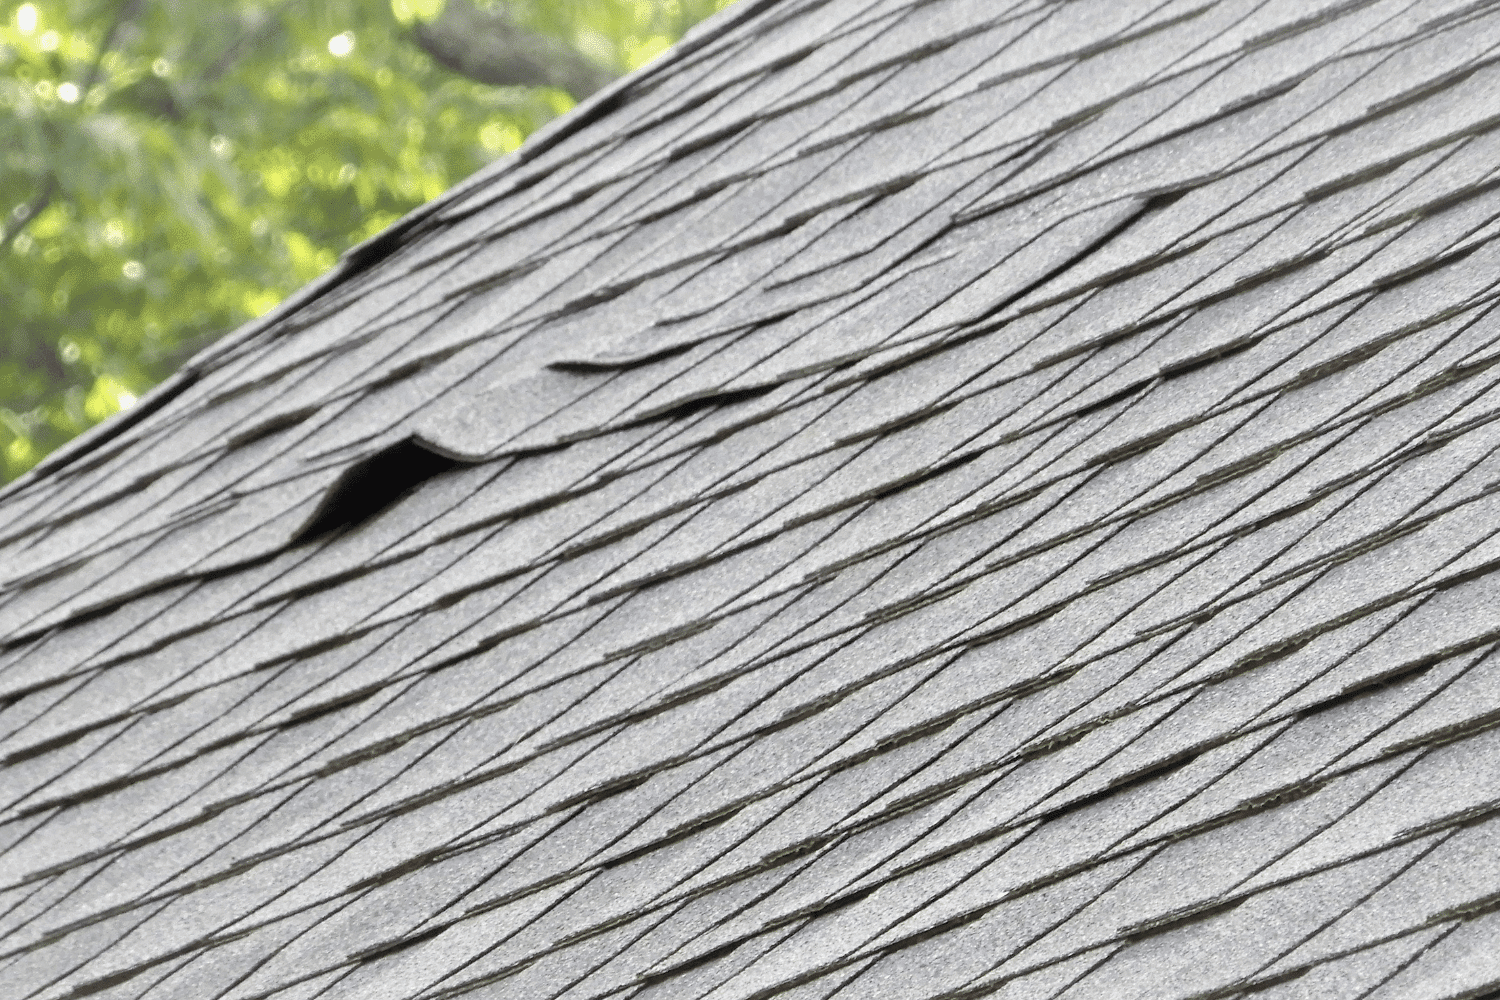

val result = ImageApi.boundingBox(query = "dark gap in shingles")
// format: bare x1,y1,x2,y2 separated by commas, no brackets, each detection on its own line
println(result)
1200,589,1427,686
1186,248,1334,320
255,623,389,676
963,600,1072,648
1,716,121,767
1401,794,1500,842
882,905,996,955
596,619,718,664
279,686,382,730
670,118,758,160
1388,406,1500,463
1033,751,1201,825
757,832,836,873
766,882,881,932
439,257,548,303
551,340,700,373
1208,634,1317,685
1236,968,1314,995
637,939,746,988
349,923,451,964
1015,705,1138,763
1214,74,1307,119
1160,335,1262,379
626,383,781,427
363,344,467,390
778,454,984,547
548,772,655,814
1120,895,1247,942
862,580,970,625
834,400,958,449
350,844,460,895
1066,378,1158,419
1163,778,1333,847
223,406,321,449
1138,185,1195,215
1088,543,1205,590
1280,323,1431,392
1373,174,1500,237
15,760,170,820
1304,157,1411,203
296,439,458,543
425,960,531,999
1300,661,1443,720
1086,419,1191,469
823,715,965,779
604,803,746,869
553,909,648,950
65,962,158,999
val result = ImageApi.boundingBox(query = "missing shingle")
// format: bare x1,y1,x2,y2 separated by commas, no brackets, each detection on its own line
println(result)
296,438,457,541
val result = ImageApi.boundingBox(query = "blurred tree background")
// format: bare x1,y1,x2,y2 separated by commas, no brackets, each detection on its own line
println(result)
0,0,731,481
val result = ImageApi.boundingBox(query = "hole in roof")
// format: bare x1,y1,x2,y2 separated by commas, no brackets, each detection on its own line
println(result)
297,438,457,542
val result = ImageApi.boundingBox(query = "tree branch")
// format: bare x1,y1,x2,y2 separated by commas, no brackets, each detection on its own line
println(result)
0,177,57,253
2,0,135,251
411,0,617,98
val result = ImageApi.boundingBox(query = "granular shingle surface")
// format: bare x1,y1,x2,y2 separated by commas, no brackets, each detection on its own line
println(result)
8,0,1500,997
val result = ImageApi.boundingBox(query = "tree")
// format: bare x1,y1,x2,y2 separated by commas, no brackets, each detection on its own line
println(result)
0,0,729,481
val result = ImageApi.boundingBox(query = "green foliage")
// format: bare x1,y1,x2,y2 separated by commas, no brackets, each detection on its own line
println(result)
0,0,729,480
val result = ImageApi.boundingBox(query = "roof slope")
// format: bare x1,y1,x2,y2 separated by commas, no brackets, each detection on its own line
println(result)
6,0,1500,997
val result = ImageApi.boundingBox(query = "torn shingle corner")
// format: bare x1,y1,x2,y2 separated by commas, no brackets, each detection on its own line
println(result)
9,2,1500,998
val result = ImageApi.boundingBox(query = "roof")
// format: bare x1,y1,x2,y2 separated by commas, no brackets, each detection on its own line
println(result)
6,0,1500,997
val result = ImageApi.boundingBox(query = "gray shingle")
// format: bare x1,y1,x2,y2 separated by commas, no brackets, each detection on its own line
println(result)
12,3,1500,997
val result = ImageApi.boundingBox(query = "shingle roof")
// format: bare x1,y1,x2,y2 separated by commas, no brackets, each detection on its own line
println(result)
7,0,1500,997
